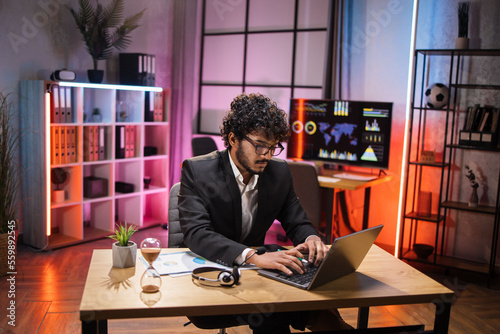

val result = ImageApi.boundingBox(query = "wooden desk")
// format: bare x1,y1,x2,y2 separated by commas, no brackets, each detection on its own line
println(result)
318,172,393,243
80,246,453,333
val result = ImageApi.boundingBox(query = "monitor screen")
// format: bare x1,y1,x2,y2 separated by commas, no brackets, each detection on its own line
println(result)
287,99,393,170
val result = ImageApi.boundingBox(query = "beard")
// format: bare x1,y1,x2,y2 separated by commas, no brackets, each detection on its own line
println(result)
235,145,269,175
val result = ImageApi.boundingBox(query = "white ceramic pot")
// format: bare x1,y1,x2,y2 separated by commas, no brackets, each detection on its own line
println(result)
52,189,65,203
455,37,469,50
112,241,137,268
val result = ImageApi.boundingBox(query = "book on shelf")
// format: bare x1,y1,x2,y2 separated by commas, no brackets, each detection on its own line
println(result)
64,86,72,123
52,126,59,164
144,91,155,122
154,91,163,121
98,126,105,160
69,126,76,163
116,125,126,159
50,85,74,123
460,105,499,147
51,85,60,123
51,126,77,165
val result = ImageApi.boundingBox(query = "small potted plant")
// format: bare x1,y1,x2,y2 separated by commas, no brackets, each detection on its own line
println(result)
456,2,471,49
465,164,479,207
51,168,68,203
67,0,145,83
108,222,139,268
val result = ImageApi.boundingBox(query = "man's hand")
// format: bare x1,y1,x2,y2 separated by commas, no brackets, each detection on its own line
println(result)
293,236,328,266
245,248,307,275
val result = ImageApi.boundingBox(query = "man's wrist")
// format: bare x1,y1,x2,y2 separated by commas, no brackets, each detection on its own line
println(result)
305,235,321,242
235,248,254,266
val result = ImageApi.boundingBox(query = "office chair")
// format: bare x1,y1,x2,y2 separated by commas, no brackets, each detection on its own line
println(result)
167,183,241,334
287,161,324,235
191,137,218,157
167,182,184,247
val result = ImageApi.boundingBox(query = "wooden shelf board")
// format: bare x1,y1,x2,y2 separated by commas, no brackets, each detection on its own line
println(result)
441,201,497,215
447,144,500,152
402,250,490,275
404,212,443,223
409,160,448,168
416,49,500,56
47,234,82,250
84,227,111,239
46,228,111,250
142,216,166,228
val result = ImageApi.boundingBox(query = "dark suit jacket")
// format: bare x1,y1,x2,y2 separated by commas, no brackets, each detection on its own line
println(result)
178,149,319,267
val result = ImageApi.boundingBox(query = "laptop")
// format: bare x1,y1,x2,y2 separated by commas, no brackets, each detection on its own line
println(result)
258,225,383,290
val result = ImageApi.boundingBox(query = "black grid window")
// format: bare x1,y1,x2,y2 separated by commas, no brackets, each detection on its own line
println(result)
198,0,330,134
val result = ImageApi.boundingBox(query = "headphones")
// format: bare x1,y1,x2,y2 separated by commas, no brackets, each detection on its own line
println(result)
191,246,267,287
192,266,241,287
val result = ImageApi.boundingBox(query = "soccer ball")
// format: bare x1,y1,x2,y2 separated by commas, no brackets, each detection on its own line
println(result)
424,83,449,109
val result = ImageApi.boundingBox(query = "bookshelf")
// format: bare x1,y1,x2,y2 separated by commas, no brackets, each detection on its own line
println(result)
20,80,170,250
399,50,500,283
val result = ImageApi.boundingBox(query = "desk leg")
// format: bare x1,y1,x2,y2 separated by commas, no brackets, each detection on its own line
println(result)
357,307,369,329
433,302,451,334
82,319,108,334
362,187,371,230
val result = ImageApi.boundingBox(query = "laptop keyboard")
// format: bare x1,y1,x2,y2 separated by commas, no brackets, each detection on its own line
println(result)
276,264,319,285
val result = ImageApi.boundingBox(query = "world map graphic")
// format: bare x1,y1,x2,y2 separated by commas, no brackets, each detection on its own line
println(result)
318,122,358,146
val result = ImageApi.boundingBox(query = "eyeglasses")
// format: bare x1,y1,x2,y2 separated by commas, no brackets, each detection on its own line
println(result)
243,135,284,156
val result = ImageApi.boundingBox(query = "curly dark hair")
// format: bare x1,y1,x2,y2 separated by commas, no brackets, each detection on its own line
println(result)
220,93,290,148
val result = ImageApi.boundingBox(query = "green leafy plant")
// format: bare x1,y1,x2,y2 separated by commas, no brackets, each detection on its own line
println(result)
67,0,145,70
465,164,479,188
0,92,20,234
458,2,471,38
108,222,138,246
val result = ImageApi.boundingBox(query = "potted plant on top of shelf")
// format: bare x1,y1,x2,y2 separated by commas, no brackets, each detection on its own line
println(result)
456,1,471,49
465,164,479,207
0,92,21,276
67,0,145,83
108,222,139,268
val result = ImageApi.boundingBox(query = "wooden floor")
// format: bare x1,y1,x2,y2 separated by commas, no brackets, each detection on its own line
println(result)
2,225,500,334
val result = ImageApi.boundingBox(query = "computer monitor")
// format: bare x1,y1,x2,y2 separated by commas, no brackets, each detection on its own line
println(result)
287,98,393,170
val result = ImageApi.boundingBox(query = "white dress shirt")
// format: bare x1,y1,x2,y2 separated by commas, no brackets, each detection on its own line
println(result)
229,154,259,265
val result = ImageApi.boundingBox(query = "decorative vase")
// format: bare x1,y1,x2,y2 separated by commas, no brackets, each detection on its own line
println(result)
112,241,137,268
87,69,104,83
468,186,478,208
92,109,102,122
52,189,65,203
455,37,469,50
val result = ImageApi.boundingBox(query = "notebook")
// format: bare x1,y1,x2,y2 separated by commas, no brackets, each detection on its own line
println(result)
257,225,383,290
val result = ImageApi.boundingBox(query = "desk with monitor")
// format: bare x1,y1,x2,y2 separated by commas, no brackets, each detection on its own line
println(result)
80,246,453,333
318,171,393,243
287,98,394,243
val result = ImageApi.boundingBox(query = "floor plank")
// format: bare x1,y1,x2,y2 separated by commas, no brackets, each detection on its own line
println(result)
37,312,79,334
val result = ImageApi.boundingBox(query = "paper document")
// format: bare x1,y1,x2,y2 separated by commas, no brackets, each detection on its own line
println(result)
318,176,340,184
139,251,257,276
334,173,377,181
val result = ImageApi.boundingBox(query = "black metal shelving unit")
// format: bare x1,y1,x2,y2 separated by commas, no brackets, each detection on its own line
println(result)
400,49,500,284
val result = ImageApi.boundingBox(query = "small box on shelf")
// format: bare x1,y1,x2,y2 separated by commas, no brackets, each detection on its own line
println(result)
84,176,108,198
115,181,135,193
459,130,499,148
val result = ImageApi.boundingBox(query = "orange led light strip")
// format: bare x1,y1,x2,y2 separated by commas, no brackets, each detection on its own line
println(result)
45,92,51,236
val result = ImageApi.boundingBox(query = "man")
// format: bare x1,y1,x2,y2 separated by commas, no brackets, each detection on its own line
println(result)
179,93,351,333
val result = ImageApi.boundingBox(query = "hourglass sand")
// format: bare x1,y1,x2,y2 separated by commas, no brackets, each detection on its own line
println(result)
140,238,162,293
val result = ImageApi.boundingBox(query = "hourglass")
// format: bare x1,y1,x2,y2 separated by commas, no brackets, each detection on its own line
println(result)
140,238,162,293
